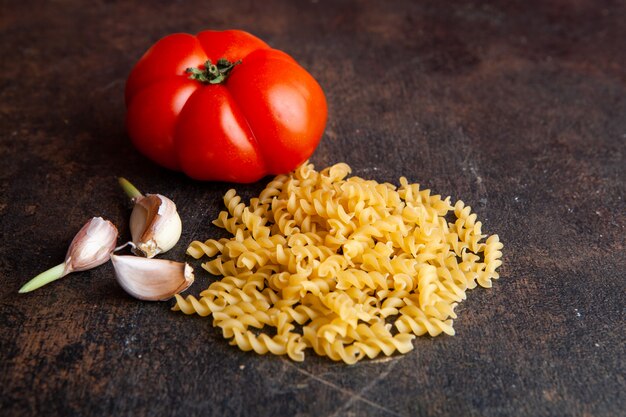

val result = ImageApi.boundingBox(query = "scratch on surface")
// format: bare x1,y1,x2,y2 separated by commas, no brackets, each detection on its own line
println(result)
284,360,405,417
469,165,483,185
470,165,488,203
328,359,404,417
462,154,488,205
91,79,123,96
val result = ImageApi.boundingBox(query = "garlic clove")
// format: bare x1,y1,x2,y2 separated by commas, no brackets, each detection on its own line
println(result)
19,217,118,293
110,254,194,301
118,178,182,258
65,217,119,273
129,194,182,258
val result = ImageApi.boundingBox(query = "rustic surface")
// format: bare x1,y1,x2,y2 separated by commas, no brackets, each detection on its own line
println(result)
1,1,625,416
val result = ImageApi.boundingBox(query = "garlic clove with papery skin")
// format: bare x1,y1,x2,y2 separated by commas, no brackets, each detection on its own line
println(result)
130,194,182,258
110,254,194,301
19,217,118,293
65,217,119,272
119,178,182,259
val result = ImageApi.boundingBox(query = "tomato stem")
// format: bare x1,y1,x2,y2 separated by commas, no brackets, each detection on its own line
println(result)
186,58,242,84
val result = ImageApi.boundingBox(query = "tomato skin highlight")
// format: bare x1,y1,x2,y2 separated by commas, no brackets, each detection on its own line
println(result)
230,49,327,174
125,33,207,105
196,30,269,63
126,77,199,170
125,30,327,182
174,86,267,182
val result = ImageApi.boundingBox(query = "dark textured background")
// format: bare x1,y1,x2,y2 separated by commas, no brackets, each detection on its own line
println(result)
1,1,625,416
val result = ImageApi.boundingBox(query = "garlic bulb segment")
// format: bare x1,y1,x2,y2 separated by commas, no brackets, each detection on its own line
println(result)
129,194,182,258
110,254,194,301
19,217,118,293
118,177,182,258
64,217,119,272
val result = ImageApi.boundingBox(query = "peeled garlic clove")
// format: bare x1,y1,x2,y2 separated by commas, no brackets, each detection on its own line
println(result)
110,254,194,301
19,217,118,293
130,194,182,258
118,178,182,259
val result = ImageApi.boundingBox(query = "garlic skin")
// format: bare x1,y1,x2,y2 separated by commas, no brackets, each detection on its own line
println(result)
111,254,194,301
65,217,119,273
19,217,118,293
129,194,182,258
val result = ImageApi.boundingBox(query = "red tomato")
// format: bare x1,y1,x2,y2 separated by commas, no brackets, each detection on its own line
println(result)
125,30,327,182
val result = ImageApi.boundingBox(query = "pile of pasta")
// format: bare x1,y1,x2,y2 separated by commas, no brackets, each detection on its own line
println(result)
174,162,503,364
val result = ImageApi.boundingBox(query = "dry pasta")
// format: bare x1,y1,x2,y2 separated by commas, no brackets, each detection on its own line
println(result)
174,162,504,364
